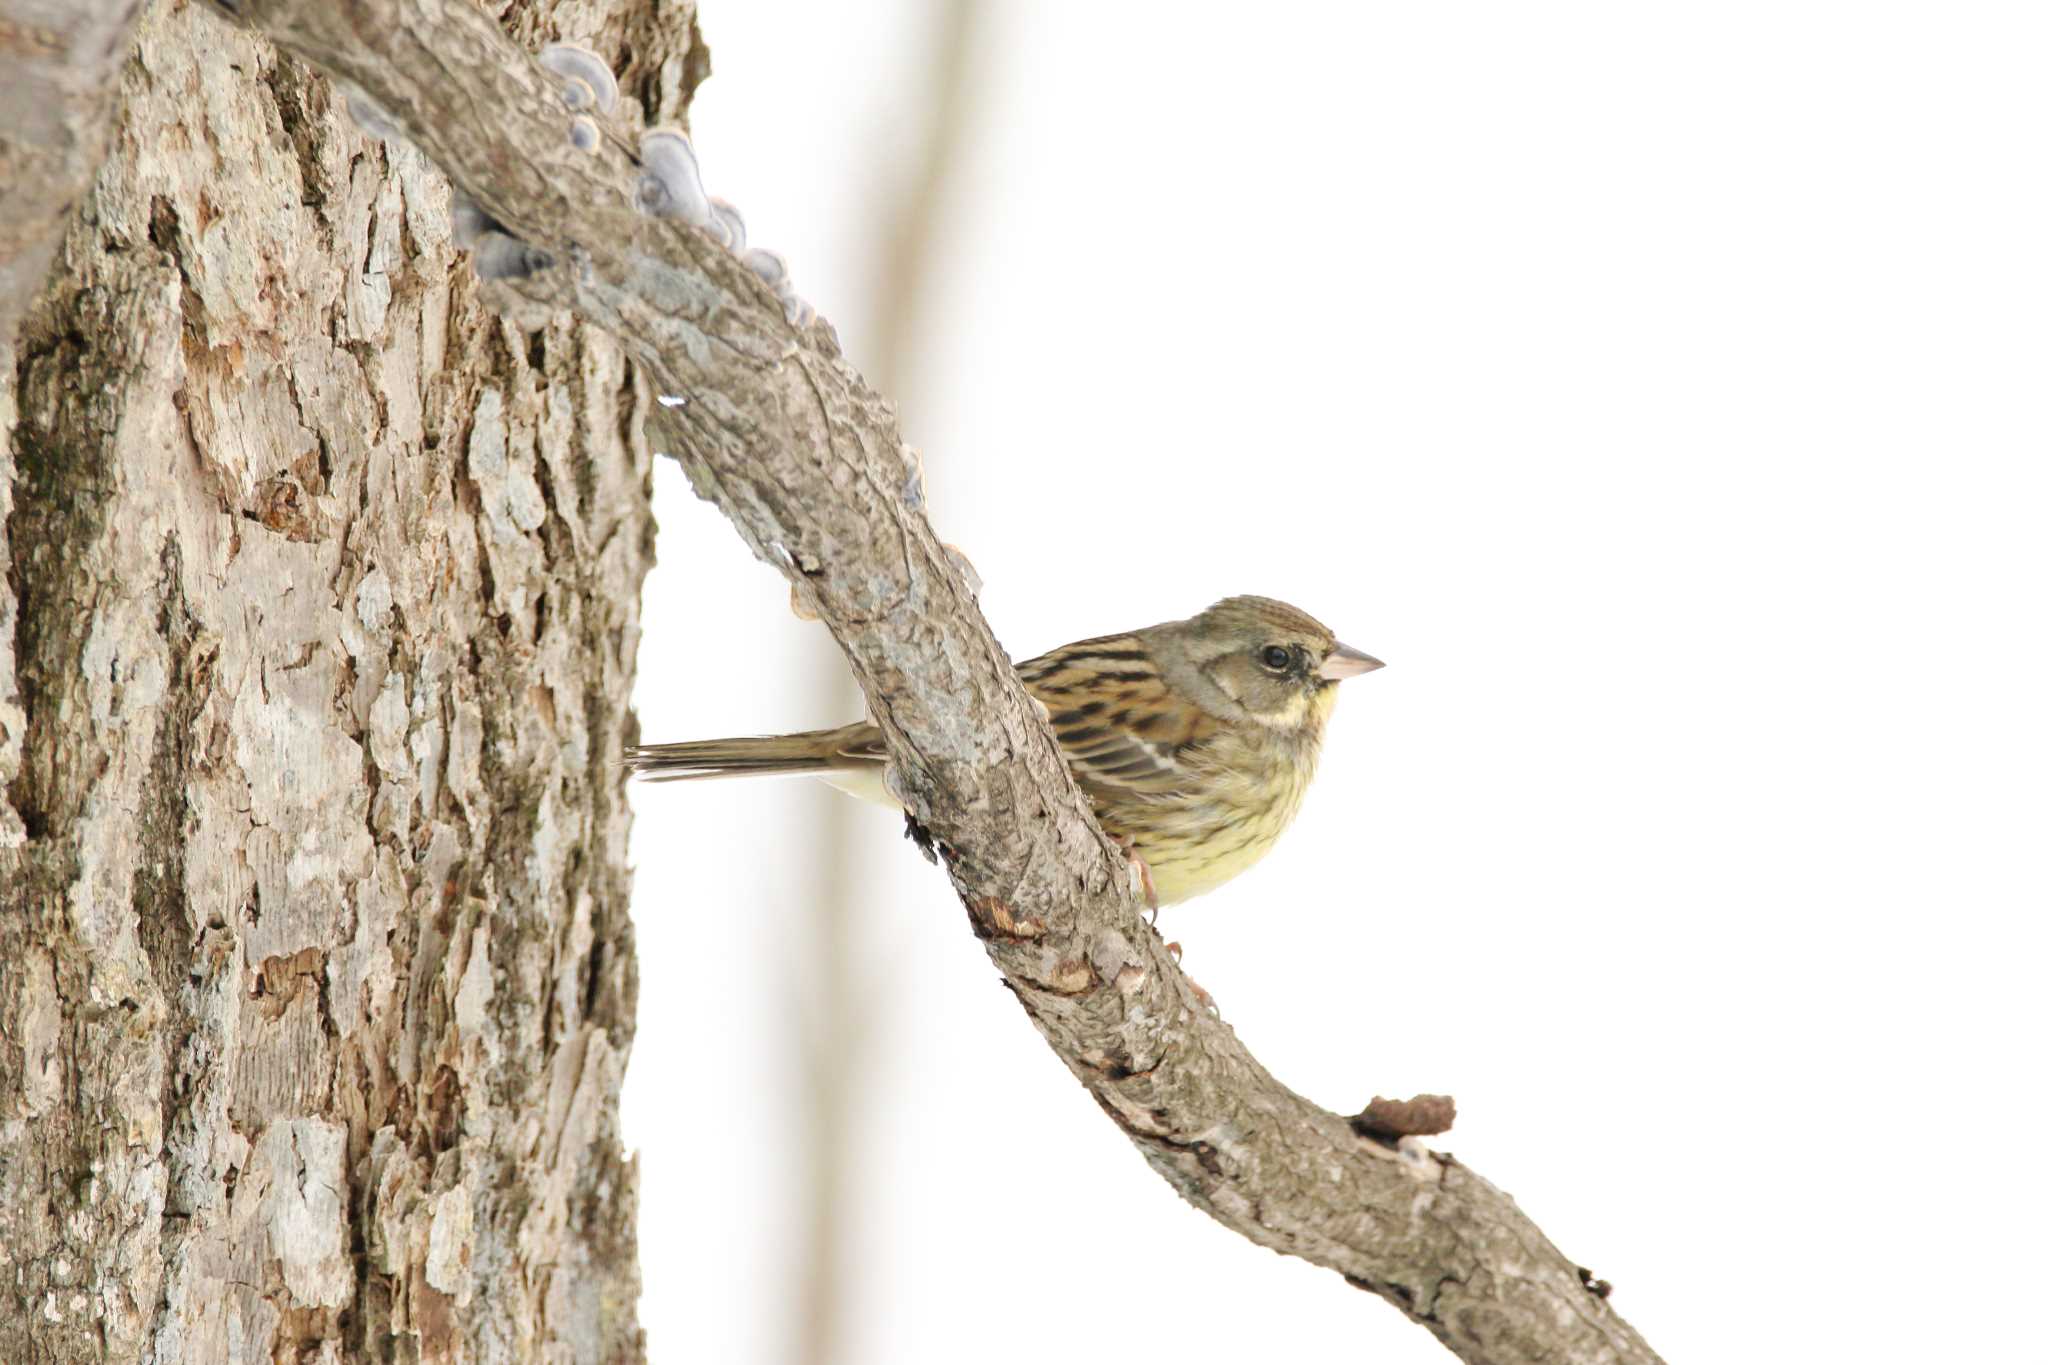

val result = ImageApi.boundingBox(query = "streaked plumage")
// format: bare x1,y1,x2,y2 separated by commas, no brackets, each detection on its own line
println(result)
626,596,1382,905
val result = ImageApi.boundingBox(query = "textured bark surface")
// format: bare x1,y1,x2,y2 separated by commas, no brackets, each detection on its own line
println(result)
200,4,1670,1363
0,1,695,1359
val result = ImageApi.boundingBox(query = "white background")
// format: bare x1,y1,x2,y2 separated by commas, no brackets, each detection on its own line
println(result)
625,4,2048,1361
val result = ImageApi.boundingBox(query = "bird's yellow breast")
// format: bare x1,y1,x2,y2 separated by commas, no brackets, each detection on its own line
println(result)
1104,719,1324,905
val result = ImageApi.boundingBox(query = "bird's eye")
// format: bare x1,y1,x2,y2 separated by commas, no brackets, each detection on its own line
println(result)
1259,645,1294,673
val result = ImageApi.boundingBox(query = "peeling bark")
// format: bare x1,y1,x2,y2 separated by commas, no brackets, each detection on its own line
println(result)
183,3,1671,1363
1,1,692,1359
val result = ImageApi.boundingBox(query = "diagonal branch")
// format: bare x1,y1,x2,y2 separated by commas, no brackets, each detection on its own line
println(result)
200,3,1665,1361
0,0,150,344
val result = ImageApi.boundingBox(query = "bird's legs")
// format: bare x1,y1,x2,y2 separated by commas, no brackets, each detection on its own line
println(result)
1107,836,1212,1006
1109,833,1159,917
1160,940,1215,1010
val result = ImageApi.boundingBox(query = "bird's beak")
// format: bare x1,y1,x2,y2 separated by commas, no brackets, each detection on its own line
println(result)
1318,643,1385,681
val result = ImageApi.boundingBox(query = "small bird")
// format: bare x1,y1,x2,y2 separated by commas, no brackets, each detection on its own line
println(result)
626,596,1383,906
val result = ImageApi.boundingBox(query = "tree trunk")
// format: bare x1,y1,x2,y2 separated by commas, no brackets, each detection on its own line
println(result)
0,2,698,1359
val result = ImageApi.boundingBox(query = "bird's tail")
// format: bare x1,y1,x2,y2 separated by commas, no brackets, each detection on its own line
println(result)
624,723,881,783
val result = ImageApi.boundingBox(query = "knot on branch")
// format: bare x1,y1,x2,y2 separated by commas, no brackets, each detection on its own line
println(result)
1349,1093,1457,1142
964,894,1044,942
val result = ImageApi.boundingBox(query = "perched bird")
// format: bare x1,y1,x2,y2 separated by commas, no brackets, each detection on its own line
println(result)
626,596,1383,906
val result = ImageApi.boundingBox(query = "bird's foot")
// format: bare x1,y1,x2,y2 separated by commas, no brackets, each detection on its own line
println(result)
1160,941,1214,1010
1108,833,1159,916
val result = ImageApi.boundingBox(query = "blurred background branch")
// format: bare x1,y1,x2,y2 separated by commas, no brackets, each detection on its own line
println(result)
789,5,988,1362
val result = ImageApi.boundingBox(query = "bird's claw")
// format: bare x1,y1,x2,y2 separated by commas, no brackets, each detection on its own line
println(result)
1109,833,1159,916
1160,941,1213,1009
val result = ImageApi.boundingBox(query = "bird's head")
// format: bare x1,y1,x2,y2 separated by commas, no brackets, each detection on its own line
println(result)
1154,595,1384,732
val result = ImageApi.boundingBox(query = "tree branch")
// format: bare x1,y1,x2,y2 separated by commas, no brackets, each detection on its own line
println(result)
200,3,1665,1360
0,0,149,344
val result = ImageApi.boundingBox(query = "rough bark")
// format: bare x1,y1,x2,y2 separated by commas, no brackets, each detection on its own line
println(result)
192,3,1671,1363
0,1,696,1359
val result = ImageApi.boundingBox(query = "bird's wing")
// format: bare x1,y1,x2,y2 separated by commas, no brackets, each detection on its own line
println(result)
1017,635,1217,799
